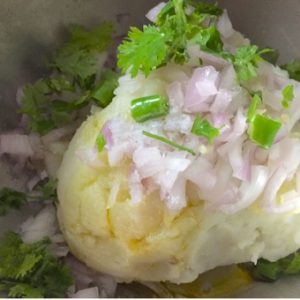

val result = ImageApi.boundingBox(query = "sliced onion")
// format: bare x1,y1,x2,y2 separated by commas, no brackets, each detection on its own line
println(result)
220,166,269,213
93,274,117,298
185,157,217,191
42,124,77,145
166,81,185,110
72,287,99,298
128,168,144,204
0,133,34,157
187,44,228,69
210,89,232,114
146,2,166,22
21,205,57,243
217,10,234,39
165,176,187,211
184,66,220,113
101,121,114,149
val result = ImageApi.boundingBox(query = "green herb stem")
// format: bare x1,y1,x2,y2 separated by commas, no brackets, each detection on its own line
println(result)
142,130,196,155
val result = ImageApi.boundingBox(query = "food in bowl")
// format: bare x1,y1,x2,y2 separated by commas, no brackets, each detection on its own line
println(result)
1,0,300,297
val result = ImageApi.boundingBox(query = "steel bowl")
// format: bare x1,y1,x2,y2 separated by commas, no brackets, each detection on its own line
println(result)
0,0,299,297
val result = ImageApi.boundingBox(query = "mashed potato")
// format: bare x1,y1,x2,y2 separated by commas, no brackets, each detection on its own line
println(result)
57,64,300,284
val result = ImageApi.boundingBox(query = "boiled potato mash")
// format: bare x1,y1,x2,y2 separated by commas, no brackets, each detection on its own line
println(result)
57,65,300,284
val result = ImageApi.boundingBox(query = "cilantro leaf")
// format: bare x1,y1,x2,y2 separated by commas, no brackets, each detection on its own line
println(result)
191,25,223,54
233,45,261,82
0,179,58,216
0,188,27,216
247,251,300,282
118,0,224,77
91,70,119,107
232,46,273,82
51,23,114,84
68,23,114,52
191,116,219,143
260,47,279,65
281,84,294,108
20,23,116,134
191,1,223,16
118,25,168,77
0,232,73,298
36,178,58,203
8,283,44,298
281,59,300,82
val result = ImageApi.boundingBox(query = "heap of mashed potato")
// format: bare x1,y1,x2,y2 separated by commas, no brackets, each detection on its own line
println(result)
57,62,300,284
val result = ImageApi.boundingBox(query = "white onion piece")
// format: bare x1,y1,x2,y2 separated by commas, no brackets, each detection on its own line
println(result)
133,147,163,178
156,152,191,197
165,176,187,211
185,157,216,191
217,10,234,39
167,81,185,110
146,2,166,22
133,147,190,209
73,287,99,298
128,169,144,204
220,166,269,214
218,109,247,142
184,66,220,113
21,205,57,243
210,112,229,128
101,121,114,149
0,133,34,157
210,89,232,114
264,191,300,214
66,256,94,290
260,139,300,211
164,113,193,134
42,125,76,145
93,274,117,298
49,244,69,257
187,44,228,69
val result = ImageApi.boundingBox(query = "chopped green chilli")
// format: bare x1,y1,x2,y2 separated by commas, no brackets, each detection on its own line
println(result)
131,95,170,123
248,114,281,149
191,116,219,143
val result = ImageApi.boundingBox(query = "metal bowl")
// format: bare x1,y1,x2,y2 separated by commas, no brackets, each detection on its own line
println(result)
0,0,299,297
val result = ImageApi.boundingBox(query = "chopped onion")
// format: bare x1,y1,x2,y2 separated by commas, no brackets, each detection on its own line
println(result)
101,121,114,149
217,10,234,39
21,205,57,243
0,133,34,157
184,66,220,113
146,2,166,22
220,166,269,213
72,287,99,298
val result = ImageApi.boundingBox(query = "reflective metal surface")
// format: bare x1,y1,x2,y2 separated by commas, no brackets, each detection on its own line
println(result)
0,0,299,297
